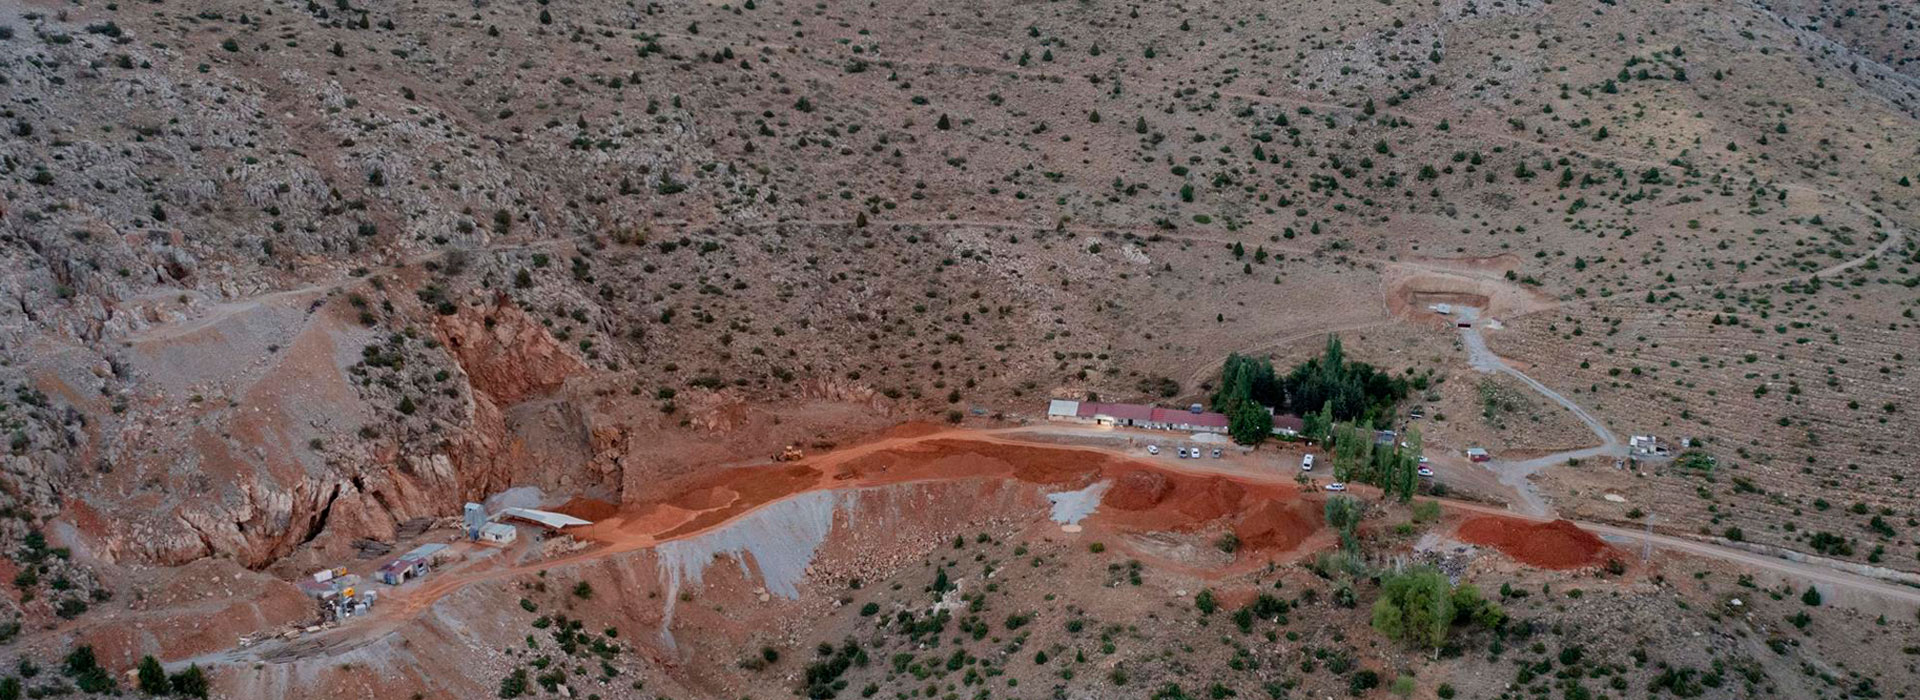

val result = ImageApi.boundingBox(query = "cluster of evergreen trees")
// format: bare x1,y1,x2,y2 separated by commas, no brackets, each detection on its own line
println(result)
1328,423,1423,502
1212,354,1277,445
1211,335,1414,445
1277,336,1411,424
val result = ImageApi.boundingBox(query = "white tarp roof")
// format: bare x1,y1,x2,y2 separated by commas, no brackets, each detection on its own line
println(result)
1047,399,1080,416
495,507,592,529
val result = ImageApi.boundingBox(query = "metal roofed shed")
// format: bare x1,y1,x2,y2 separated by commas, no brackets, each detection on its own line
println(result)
376,543,450,586
396,542,450,562
494,507,592,530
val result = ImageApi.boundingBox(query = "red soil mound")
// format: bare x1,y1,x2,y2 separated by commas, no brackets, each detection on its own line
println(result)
668,487,736,511
918,439,1098,484
1457,517,1611,569
1174,477,1247,521
1104,471,1172,510
1233,499,1320,552
877,421,948,439
552,497,619,521
1097,472,1275,537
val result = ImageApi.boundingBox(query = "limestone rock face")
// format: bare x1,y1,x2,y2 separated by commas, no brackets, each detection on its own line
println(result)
436,294,585,406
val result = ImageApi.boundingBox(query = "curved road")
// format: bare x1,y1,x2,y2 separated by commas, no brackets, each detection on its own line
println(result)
1450,306,1625,516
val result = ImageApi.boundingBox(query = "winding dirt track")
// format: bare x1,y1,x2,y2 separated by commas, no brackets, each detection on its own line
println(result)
1450,306,1623,516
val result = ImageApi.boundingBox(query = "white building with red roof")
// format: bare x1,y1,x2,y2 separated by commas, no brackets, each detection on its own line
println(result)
1045,399,1229,433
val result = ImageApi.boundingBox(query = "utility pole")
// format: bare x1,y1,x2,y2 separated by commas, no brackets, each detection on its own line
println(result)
1642,511,1655,563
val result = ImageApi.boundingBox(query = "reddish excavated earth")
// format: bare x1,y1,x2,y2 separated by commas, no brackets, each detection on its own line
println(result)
1456,516,1615,569
1233,499,1322,553
573,432,1324,555
207,427,1336,672
551,496,619,521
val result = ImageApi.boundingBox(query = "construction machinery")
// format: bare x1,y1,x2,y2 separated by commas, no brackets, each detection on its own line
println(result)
776,445,804,462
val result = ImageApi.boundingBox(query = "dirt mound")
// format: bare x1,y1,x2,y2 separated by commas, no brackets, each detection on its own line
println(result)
1232,499,1321,552
1457,517,1612,569
876,421,948,439
1174,477,1247,521
668,487,737,511
918,440,1099,485
553,497,620,521
1104,471,1172,510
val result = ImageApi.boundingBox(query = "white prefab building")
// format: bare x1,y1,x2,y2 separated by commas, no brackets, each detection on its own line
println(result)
478,522,518,545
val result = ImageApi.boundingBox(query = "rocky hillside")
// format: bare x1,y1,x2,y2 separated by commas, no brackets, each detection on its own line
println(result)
0,0,1915,639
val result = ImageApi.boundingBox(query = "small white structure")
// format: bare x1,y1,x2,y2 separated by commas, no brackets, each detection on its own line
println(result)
478,522,518,545
1046,399,1087,423
1430,303,1453,315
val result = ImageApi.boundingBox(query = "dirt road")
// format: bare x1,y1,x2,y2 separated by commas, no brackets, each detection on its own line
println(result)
1450,306,1625,516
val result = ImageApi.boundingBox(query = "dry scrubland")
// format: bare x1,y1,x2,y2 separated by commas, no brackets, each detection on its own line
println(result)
0,0,1919,695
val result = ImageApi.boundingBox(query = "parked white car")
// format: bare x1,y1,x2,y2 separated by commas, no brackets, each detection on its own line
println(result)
1323,482,1347,492
1301,454,1315,471
1211,448,1222,458
1417,467,1435,477
1147,445,1160,455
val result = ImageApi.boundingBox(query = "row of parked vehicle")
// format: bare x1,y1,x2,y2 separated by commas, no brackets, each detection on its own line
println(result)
1301,453,1436,491
1146,444,1222,459
1297,453,1435,474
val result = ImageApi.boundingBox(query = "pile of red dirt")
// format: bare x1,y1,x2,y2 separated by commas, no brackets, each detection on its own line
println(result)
1104,471,1172,510
667,487,736,511
923,440,1098,485
1173,477,1247,521
1457,516,1612,569
552,497,620,521
832,440,1099,486
1233,499,1321,552
1098,472,1267,534
877,421,948,439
